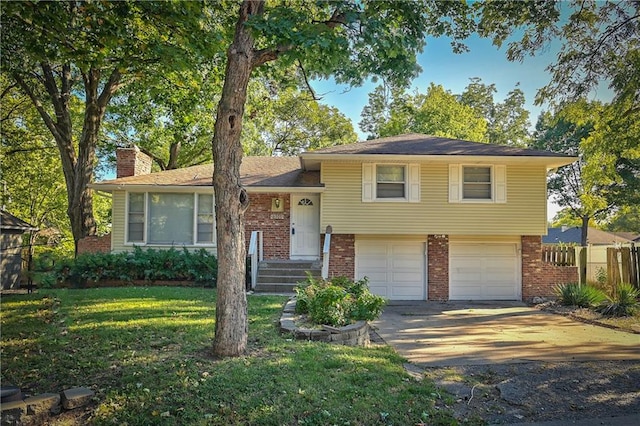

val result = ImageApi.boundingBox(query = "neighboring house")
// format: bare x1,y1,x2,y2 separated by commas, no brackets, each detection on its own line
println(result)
1,210,38,290
91,133,577,301
543,227,636,245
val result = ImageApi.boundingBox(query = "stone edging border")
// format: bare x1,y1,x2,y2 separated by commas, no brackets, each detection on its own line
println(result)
279,298,370,346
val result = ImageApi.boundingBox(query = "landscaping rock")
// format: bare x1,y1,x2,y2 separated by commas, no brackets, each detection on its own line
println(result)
1,399,26,425
60,387,94,410
25,393,61,415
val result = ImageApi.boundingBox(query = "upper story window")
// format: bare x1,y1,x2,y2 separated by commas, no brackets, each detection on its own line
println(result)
362,163,420,203
463,166,492,199
376,165,406,198
126,192,215,245
449,164,506,203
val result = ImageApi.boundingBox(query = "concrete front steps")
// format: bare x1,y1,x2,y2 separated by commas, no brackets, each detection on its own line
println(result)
253,260,321,293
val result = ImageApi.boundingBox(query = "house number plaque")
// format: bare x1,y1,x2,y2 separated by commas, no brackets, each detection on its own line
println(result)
270,213,285,220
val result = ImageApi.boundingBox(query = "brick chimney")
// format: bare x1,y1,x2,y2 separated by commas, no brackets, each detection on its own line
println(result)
116,146,152,178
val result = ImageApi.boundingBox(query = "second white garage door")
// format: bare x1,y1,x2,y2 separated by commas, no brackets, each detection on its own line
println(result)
449,241,521,300
355,240,425,300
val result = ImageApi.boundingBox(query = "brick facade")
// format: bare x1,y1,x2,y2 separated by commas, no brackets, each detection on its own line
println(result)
77,234,112,254
244,193,291,260
325,233,355,279
428,234,449,301
116,147,152,178
521,235,578,301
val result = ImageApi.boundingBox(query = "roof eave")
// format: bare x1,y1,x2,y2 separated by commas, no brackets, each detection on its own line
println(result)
300,153,577,169
90,183,325,193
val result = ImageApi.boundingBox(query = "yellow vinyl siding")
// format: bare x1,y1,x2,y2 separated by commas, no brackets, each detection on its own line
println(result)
112,190,127,252
320,162,548,235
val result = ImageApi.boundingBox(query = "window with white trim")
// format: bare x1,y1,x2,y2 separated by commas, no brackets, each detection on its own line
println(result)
362,163,420,202
127,193,145,242
376,165,406,198
126,192,216,245
463,166,491,199
448,164,506,203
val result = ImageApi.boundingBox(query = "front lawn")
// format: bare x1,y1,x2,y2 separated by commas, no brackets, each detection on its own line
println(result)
1,287,454,425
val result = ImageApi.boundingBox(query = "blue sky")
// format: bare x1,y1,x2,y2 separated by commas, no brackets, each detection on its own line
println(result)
310,33,559,140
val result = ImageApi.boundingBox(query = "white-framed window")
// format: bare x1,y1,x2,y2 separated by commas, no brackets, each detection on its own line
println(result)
463,166,492,199
448,164,506,203
126,192,216,245
362,163,420,202
376,165,406,198
127,193,145,242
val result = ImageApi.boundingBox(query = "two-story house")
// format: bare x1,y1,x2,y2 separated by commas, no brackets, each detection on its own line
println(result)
91,133,577,301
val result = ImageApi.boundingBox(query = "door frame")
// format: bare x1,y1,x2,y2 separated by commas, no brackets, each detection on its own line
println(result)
290,193,320,260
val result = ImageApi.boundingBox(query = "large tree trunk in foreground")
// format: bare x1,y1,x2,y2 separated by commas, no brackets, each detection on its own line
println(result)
211,1,263,357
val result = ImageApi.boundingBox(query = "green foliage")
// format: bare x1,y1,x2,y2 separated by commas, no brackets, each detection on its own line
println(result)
243,82,358,156
595,268,608,286
295,275,386,327
361,82,488,141
51,247,217,287
555,283,607,308
459,77,531,146
597,283,640,317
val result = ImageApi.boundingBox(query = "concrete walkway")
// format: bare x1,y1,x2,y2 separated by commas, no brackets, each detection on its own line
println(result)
372,301,640,366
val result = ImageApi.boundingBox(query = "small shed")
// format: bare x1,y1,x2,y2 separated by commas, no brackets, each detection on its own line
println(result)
1,210,38,289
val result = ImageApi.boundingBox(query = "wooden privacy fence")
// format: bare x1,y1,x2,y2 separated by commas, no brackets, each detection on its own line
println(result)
541,245,576,266
607,245,640,288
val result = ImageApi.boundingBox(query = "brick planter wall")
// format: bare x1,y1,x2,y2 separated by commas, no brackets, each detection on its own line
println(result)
325,234,355,279
522,235,578,301
245,193,290,260
77,234,111,254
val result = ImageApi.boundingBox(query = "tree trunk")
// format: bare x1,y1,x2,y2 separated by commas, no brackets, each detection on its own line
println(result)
211,0,263,357
580,215,589,247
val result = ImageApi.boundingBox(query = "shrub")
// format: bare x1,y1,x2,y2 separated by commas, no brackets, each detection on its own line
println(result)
50,247,217,287
295,275,386,327
555,283,607,308
597,283,639,317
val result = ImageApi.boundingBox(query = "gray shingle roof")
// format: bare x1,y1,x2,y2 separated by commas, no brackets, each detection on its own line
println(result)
94,156,321,188
304,133,574,157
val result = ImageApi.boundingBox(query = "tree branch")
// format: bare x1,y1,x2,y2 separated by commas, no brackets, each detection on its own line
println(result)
97,68,124,110
138,146,167,171
5,146,57,155
297,59,320,101
12,73,62,142
252,44,294,68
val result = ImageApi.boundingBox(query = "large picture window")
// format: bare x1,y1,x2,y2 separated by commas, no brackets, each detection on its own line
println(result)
126,192,215,245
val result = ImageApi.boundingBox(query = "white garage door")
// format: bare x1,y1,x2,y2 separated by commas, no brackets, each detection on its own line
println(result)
450,242,521,300
356,240,425,300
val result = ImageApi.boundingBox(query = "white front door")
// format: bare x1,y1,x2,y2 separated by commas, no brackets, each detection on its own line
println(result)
290,194,320,259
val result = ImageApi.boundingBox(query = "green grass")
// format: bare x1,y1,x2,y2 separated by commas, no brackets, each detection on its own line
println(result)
1,287,455,425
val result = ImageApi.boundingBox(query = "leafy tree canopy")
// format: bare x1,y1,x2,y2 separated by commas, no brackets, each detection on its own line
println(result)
459,78,531,146
475,0,639,107
532,98,639,245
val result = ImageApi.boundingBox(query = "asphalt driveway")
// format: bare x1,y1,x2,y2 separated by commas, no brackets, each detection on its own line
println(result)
372,301,640,366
